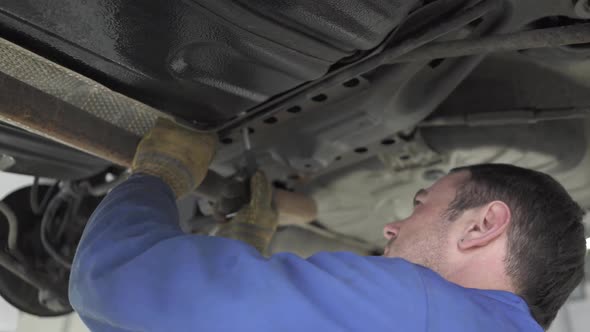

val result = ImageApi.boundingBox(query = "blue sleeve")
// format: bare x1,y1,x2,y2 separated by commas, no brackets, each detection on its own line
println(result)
69,175,427,332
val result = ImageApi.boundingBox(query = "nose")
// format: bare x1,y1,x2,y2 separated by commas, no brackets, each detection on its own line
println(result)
383,222,400,240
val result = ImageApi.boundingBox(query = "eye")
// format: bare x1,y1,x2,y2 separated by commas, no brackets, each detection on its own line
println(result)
413,199,422,207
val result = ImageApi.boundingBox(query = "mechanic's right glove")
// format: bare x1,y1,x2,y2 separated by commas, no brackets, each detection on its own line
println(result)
132,118,217,199
215,171,279,255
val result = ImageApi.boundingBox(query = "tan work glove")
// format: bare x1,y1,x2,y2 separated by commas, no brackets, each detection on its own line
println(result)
216,171,279,255
132,118,217,198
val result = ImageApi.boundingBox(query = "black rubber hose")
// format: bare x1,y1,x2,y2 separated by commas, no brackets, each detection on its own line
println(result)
40,192,73,269
30,177,60,216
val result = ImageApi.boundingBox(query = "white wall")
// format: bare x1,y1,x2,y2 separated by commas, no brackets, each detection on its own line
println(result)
0,172,33,200
17,312,88,332
551,280,590,332
0,296,18,332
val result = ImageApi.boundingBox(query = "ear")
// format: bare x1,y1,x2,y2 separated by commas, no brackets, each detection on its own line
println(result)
458,201,511,250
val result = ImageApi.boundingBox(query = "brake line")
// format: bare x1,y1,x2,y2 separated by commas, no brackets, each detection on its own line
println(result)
0,201,18,252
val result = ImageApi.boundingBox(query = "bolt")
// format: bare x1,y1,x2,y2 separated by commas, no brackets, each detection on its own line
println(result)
0,154,15,171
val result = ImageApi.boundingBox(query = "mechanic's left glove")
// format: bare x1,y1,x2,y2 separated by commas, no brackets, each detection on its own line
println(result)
132,118,217,198
215,171,279,255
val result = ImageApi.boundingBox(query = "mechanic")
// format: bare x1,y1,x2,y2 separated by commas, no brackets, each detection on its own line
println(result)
69,119,586,331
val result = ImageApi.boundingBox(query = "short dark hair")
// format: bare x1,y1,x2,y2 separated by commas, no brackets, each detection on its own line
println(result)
446,164,586,329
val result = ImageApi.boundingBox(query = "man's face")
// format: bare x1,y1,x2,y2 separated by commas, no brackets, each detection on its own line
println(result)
382,171,468,273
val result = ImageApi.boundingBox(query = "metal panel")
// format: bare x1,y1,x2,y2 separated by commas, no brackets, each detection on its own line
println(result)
0,0,419,126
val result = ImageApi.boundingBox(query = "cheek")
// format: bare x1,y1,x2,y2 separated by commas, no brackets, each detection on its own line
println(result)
390,219,423,253
403,209,431,230
398,209,444,243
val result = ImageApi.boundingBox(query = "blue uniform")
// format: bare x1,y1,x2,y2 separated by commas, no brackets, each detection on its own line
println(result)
69,175,542,331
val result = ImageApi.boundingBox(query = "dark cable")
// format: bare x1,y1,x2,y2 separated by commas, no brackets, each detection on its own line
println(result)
30,177,60,216
40,191,73,269
30,176,41,215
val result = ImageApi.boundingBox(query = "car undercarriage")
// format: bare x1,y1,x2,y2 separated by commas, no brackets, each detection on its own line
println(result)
0,0,589,317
